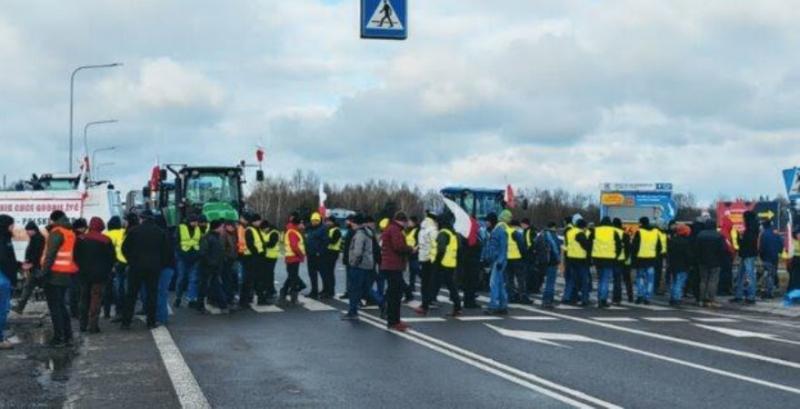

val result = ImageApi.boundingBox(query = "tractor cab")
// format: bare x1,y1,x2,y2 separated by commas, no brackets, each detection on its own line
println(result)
440,187,505,222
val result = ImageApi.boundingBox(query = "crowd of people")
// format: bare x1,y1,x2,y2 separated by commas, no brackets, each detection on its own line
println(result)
1,206,800,348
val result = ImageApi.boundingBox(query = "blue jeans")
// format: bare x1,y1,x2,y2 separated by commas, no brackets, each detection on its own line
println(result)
597,266,614,303
541,265,558,305
347,267,369,316
562,263,576,303
112,263,128,314
671,271,688,302
762,262,777,297
636,267,655,301
0,272,11,340
575,265,590,304
176,252,199,301
736,257,756,301
488,262,508,311
157,268,174,324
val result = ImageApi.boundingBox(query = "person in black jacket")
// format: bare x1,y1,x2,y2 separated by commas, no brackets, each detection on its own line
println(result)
732,211,759,304
695,219,728,307
0,215,18,350
121,211,168,329
667,224,693,306
339,215,356,300
198,220,228,313
75,217,115,333
14,221,46,314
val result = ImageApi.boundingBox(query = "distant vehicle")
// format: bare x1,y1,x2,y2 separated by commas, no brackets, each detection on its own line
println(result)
440,187,505,221
599,182,677,227
328,208,356,229
0,173,122,258
144,164,262,227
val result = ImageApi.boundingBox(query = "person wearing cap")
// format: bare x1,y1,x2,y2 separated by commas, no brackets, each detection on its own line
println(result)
483,210,510,315
198,220,229,313
259,219,280,304
121,210,169,329
175,214,202,308
280,212,306,304
0,214,17,350
41,210,78,347
240,213,265,307
380,211,413,331
13,221,45,315
75,217,115,333
631,217,662,305
305,212,328,300
321,216,342,299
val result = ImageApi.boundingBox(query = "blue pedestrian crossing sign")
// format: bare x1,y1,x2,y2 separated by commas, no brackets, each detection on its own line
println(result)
784,167,800,199
361,0,407,40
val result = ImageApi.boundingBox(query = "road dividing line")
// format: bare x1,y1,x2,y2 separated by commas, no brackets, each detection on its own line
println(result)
642,317,688,323
250,304,283,313
456,316,504,322
297,295,337,311
475,295,800,370
151,326,211,409
592,317,637,322
356,313,619,409
693,317,738,323
512,316,559,321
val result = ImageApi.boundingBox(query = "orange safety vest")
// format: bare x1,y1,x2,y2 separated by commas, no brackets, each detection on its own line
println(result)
237,225,247,255
42,226,79,274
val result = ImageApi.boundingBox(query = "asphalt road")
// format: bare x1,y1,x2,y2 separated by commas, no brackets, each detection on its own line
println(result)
41,262,800,408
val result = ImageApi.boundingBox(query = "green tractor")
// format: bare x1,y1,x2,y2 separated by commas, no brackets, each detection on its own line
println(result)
144,164,263,227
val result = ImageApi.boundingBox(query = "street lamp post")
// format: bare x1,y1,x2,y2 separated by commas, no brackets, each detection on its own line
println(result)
69,62,122,173
83,119,118,160
91,146,118,173
93,162,115,180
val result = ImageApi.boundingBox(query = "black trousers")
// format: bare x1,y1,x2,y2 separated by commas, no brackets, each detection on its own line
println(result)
123,269,158,327
307,255,323,295
462,260,480,305
68,275,80,318
528,262,544,294
384,270,403,326
240,256,260,306
438,266,462,311
79,281,105,331
264,259,277,297
420,262,440,310
281,262,302,296
321,252,338,296
45,283,73,342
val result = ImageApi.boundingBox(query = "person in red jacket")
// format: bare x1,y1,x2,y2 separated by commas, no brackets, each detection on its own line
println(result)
381,212,413,331
279,212,306,304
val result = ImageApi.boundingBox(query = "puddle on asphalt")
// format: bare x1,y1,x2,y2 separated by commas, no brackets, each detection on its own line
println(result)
12,320,78,387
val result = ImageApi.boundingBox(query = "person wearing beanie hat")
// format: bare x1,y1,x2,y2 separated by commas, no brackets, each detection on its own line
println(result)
75,217,114,333
14,221,46,315
0,214,16,349
498,209,513,225
483,208,511,315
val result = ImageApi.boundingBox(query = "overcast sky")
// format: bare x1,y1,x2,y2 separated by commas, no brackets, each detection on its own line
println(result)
2,0,799,204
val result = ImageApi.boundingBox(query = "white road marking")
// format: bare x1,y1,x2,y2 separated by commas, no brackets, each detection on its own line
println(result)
151,326,211,409
356,312,620,409
620,301,673,311
693,317,738,323
204,305,223,315
512,316,559,321
694,325,800,346
608,306,629,311
296,295,337,311
490,324,800,396
406,300,422,309
556,304,582,310
402,317,448,323
642,317,689,323
456,316,504,322
475,295,800,370
250,304,283,313
592,317,637,322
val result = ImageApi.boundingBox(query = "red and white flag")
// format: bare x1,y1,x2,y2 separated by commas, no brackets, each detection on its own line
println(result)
78,156,89,200
256,146,265,163
505,184,516,209
318,183,327,218
149,160,161,192
786,211,794,258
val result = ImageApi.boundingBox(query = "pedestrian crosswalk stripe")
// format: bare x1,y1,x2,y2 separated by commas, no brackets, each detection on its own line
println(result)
297,295,337,311
403,317,447,323
511,316,560,321
592,317,637,322
250,304,284,313
693,317,738,323
205,305,224,315
620,301,673,311
406,300,422,309
643,317,688,322
456,316,504,322
608,306,629,311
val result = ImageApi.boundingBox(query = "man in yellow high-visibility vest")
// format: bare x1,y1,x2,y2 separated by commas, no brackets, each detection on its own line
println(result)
631,217,662,305
321,216,342,299
591,217,622,308
175,214,202,308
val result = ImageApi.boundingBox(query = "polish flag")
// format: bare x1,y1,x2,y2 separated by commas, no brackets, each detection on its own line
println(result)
149,162,161,192
318,183,327,218
256,146,265,163
78,156,89,200
505,184,516,209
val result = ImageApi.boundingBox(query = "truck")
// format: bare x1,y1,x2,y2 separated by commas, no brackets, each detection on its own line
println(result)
0,173,123,258
440,186,505,222
144,164,263,227
599,182,677,227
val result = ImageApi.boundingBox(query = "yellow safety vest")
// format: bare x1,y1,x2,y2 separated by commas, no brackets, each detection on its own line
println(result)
104,229,127,263
439,229,459,268
178,224,201,252
506,226,522,260
284,229,305,258
637,228,659,259
243,226,264,256
659,230,668,255
731,229,740,251
327,227,342,252
261,229,281,259
566,228,588,260
795,239,800,257
592,226,618,260
524,228,534,249
614,227,626,262
405,227,419,248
